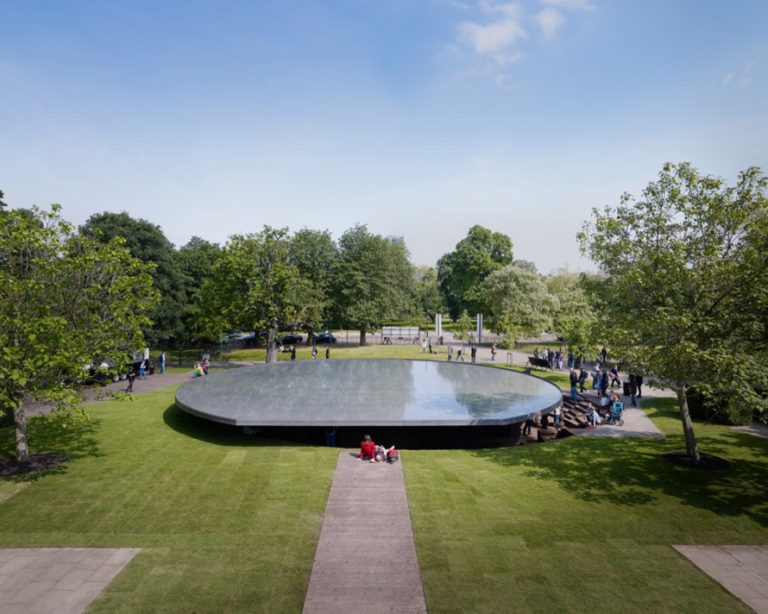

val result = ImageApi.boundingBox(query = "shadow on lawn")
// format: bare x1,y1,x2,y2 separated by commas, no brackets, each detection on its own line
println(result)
162,404,308,447
0,414,102,482
472,434,768,526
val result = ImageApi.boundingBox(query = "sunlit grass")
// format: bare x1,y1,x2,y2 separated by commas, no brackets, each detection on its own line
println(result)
1,362,765,612
0,386,338,612
404,396,768,612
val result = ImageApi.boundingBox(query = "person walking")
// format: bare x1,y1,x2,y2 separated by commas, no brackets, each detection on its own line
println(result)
290,346,296,361
636,374,643,398
628,374,638,407
470,345,477,364
159,351,166,375
126,368,136,392
428,338,433,354
457,345,465,362
447,345,453,361
325,347,330,359
311,346,318,360
138,360,146,379
491,343,497,361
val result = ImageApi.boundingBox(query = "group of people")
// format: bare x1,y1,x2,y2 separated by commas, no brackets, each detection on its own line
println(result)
358,434,399,464
192,351,211,377
284,345,330,360
567,365,643,405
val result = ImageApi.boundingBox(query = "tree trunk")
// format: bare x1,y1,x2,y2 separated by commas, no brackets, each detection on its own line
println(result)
14,402,30,464
676,386,701,463
359,328,367,346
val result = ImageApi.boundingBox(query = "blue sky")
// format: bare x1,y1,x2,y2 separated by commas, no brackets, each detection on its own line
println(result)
1,0,766,273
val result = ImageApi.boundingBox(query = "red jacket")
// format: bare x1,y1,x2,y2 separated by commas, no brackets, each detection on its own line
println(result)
359,440,376,459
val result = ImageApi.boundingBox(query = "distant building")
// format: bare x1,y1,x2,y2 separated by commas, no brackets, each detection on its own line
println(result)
386,235,405,246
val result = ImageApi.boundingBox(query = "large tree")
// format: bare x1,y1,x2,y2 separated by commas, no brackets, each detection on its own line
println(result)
176,236,223,345
290,229,339,342
80,212,186,346
204,227,303,363
546,269,598,360
437,225,513,319
578,162,768,462
481,265,556,346
333,225,414,345
0,205,156,463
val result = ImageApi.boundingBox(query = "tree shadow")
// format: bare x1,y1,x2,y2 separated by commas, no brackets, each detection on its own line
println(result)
472,433,768,526
0,412,102,483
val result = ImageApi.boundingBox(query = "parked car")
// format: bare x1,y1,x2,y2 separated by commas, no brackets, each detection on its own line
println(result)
281,333,304,344
312,332,337,344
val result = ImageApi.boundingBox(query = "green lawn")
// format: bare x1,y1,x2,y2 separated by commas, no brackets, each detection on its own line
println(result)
1,356,766,612
0,388,339,613
404,397,768,612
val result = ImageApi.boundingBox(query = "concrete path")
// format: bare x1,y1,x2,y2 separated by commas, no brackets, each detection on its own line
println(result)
569,389,665,439
732,423,768,440
25,373,189,418
674,545,768,613
0,547,140,614
303,451,427,614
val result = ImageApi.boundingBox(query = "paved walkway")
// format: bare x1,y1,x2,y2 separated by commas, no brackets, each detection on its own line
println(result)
732,423,768,440
303,451,427,614
0,548,140,614
25,373,189,418
567,389,666,439
674,545,768,613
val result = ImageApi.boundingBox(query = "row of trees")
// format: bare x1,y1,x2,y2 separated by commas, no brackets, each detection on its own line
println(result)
2,161,766,465
74,211,595,357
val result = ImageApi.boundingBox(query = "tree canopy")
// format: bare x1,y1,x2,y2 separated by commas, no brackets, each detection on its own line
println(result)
0,205,156,462
80,212,186,346
437,225,513,319
332,225,414,345
579,162,768,462
482,265,556,346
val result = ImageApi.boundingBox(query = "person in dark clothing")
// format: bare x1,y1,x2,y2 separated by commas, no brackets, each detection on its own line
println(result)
636,374,643,397
600,369,609,397
325,347,330,359
569,368,579,401
126,368,136,393
628,374,638,407
470,346,477,364
578,368,588,393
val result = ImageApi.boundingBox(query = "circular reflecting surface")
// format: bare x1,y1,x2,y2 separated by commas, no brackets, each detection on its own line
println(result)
175,359,562,427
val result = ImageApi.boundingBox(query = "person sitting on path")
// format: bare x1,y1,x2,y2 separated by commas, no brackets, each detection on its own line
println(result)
359,434,376,462
586,405,602,428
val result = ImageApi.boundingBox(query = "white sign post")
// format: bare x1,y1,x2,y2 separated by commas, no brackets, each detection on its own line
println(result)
435,313,442,339
476,313,483,342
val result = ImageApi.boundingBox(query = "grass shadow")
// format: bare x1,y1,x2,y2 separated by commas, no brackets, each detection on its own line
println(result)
0,412,102,483
472,434,768,526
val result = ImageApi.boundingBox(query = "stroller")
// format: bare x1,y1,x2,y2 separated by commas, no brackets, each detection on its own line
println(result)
607,400,625,426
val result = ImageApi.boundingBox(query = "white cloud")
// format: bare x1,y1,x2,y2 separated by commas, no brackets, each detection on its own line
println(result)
722,61,757,90
459,18,526,54
479,1,522,18
541,0,595,11
536,7,565,39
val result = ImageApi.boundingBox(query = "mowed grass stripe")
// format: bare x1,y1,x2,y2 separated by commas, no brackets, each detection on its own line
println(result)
0,384,339,612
